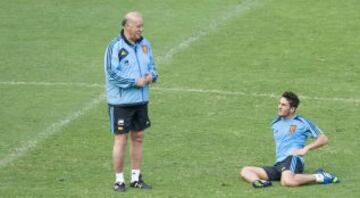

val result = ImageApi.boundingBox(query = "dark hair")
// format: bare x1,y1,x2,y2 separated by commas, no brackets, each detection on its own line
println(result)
282,91,300,108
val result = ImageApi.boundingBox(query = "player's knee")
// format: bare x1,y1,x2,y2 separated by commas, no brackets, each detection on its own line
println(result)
281,177,298,187
131,133,144,143
133,137,143,143
114,134,127,145
240,166,251,177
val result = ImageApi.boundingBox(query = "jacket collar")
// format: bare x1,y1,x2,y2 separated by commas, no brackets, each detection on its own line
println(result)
121,29,143,46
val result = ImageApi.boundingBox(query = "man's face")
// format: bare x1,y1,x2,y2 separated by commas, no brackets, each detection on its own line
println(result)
278,97,293,117
124,16,143,42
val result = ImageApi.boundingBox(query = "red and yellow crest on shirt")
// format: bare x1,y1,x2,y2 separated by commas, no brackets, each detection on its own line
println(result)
142,45,148,54
289,125,297,134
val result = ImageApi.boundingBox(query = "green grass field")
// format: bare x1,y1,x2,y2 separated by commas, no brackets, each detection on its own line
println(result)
1,0,359,197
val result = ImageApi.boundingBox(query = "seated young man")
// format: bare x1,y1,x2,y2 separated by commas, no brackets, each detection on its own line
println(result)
240,91,340,188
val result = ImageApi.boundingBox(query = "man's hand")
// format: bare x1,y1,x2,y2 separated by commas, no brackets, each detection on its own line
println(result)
144,73,153,84
136,78,147,87
292,134,328,156
292,147,309,156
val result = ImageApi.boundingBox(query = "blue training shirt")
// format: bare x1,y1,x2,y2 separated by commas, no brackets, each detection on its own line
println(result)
271,115,322,163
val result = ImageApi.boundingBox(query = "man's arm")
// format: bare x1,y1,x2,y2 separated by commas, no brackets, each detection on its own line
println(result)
292,134,328,156
146,42,158,84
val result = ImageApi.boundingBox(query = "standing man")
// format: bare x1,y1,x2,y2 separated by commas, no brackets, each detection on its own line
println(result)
104,11,158,192
240,91,340,188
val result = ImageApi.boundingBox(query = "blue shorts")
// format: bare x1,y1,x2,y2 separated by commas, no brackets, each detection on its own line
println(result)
262,155,304,181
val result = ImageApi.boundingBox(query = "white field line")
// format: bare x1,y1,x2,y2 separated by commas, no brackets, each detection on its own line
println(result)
0,0,262,168
0,94,104,168
0,81,103,88
1,81,360,104
156,0,263,64
153,87,360,104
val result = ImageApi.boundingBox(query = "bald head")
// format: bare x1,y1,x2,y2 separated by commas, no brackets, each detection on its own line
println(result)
122,11,143,27
121,11,144,43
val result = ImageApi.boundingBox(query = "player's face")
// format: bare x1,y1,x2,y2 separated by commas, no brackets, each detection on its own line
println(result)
124,17,143,42
278,97,293,117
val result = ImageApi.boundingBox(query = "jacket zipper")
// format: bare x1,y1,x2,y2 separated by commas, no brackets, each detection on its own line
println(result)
134,46,144,102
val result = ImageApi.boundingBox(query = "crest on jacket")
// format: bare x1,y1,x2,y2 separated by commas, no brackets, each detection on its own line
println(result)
289,125,297,134
142,45,148,54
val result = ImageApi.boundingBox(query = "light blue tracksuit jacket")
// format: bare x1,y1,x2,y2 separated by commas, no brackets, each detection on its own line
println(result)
104,31,158,106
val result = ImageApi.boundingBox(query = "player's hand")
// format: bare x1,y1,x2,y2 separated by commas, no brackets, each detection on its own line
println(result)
144,73,153,84
136,78,147,87
292,147,309,156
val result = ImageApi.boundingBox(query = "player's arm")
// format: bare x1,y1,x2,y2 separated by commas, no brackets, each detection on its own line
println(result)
293,118,329,156
305,134,328,152
145,43,158,84
293,134,328,156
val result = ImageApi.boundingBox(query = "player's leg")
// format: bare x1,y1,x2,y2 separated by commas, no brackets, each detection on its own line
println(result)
281,170,316,187
129,132,151,190
113,134,128,175
280,155,315,187
112,134,128,192
240,166,269,182
240,166,274,188
112,106,131,174
130,104,151,171
280,156,340,187
109,105,132,192
130,130,144,170
129,104,152,189
282,169,340,187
